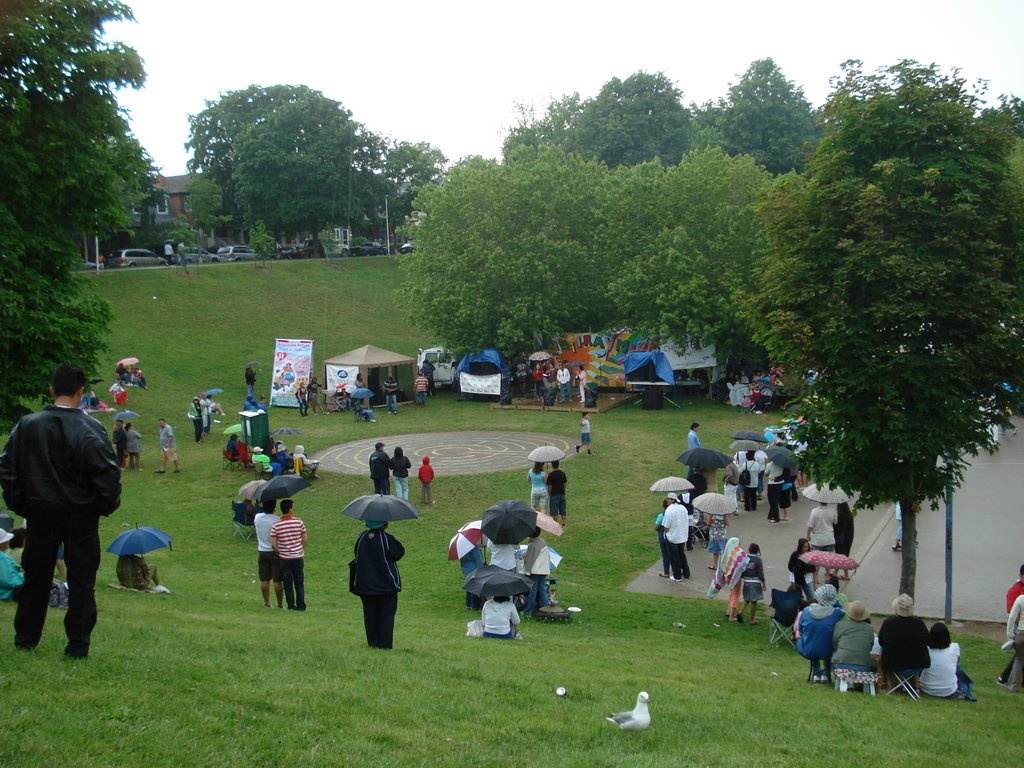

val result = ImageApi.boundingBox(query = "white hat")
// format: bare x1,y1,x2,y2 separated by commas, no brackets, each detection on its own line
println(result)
0,529,14,545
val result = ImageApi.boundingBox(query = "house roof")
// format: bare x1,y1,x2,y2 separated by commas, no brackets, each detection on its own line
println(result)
158,174,191,195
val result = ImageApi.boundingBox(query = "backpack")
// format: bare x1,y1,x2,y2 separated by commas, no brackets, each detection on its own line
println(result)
738,463,751,486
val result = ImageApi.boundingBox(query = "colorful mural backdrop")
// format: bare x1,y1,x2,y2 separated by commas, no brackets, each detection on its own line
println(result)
269,339,314,407
547,331,657,389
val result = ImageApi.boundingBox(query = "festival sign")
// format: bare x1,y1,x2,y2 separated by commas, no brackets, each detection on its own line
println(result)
270,339,314,408
459,372,502,396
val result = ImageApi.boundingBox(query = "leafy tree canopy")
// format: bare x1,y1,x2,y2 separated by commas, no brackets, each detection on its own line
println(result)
748,60,1024,595
0,0,147,425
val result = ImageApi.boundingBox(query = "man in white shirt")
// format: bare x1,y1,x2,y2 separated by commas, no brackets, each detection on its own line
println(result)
254,500,283,608
487,539,517,571
556,363,571,403
661,497,691,581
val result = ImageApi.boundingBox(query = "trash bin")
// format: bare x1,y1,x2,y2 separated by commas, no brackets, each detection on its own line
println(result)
542,388,557,407
641,387,664,410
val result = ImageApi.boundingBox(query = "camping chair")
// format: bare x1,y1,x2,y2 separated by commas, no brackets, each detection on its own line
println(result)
833,668,879,695
768,588,800,648
237,441,253,470
740,394,755,412
293,456,318,480
884,670,921,700
231,501,255,541
253,460,274,480
222,449,240,470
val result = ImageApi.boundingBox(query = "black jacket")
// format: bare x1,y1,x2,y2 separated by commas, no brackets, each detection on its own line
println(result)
368,449,392,480
0,405,121,518
352,529,404,595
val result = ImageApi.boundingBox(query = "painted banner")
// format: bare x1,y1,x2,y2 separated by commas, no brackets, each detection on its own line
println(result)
539,331,716,389
269,339,314,407
324,364,359,395
459,372,501,396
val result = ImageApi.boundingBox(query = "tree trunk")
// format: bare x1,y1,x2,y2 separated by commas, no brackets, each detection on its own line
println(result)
898,496,919,598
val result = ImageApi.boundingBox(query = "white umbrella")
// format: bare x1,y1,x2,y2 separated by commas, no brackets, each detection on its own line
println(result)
692,492,737,516
801,483,850,504
729,439,761,452
528,445,566,463
648,476,694,493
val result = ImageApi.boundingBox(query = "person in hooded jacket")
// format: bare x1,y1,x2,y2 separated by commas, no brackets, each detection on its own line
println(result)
418,455,435,504
351,521,405,649
391,447,412,500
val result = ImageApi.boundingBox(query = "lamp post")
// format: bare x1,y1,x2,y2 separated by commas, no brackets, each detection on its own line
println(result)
384,195,391,255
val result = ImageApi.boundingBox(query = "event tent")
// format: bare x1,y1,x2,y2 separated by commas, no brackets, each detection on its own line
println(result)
623,351,674,385
454,349,509,399
323,344,417,405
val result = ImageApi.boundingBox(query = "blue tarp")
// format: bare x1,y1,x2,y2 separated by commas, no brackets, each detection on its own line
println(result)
454,349,510,377
623,351,674,385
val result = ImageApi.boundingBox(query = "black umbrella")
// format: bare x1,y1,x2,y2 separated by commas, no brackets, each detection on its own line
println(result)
341,495,421,522
254,475,311,502
245,360,261,368
270,427,302,436
481,500,537,544
462,565,532,598
676,447,733,469
731,429,768,442
765,446,799,469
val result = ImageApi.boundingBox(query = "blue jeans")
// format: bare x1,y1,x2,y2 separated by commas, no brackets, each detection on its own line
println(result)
550,493,566,518
658,533,670,575
279,557,305,610
416,392,426,406
524,574,549,615
558,382,570,402
394,476,409,500
386,394,398,414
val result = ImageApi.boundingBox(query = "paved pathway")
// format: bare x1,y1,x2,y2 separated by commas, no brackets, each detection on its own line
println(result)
627,422,1022,623
314,431,576,477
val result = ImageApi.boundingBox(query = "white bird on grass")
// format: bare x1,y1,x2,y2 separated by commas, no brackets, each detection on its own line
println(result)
606,691,650,730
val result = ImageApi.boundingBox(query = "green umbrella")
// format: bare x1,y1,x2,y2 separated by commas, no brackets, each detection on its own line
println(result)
223,423,242,435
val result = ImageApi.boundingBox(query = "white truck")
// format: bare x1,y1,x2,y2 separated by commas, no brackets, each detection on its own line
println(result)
417,347,456,389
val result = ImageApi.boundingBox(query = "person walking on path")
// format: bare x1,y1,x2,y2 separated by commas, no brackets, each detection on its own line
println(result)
157,418,180,473
833,502,855,579
687,422,702,450
270,499,307,611
0,364,122,658
546,460,568,527
765,460,783,523
391,447,412,500
352,520,405,649
998,564,1024,687
740,450,759,512
418,456,435,504
655,496,674,578
740,543,765,625
576,413,592,454
662,497,691,581
369,442,392,495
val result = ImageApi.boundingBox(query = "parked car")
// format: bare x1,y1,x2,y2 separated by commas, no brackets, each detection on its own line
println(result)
398,242,415,254
351,241,388,256
211,246,258,262
181,247,212,264
107,249,169,268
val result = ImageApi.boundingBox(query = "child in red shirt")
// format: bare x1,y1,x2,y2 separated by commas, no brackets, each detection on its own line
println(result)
418,455,435,505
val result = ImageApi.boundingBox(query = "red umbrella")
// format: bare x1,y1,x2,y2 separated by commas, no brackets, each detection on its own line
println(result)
800,551,859,571
118,356,140,366
448,520,483,560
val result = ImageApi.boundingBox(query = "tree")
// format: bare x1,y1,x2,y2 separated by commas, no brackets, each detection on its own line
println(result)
502,94,584,159
749,61,1024,597
715,58,819,174
383,140,448,232
574,72,691,167
0,0,147,425
187,174,228,235
611,148,772,356
401,147,614,354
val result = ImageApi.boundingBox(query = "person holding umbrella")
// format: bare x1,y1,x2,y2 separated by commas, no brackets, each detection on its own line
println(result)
352,520,405,649
116,554,165,592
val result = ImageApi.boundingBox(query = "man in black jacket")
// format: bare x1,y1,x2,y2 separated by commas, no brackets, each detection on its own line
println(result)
0,364,121,658
368,442,392,495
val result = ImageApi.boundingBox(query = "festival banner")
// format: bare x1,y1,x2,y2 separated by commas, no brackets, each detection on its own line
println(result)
269,339,314,407
324,364,360,395
459,372,502,396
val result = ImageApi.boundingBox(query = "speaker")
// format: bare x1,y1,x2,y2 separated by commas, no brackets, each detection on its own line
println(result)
543,388,557,406
641,387,664,410
499,391,512,405
584,389,598,408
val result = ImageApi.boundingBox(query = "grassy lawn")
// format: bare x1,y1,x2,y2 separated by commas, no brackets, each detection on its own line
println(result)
1,259,1015,767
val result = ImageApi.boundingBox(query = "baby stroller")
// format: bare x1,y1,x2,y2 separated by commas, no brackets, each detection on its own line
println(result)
689,515,710,549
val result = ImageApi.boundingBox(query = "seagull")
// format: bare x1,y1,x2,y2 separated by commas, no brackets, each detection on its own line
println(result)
606,691,650,730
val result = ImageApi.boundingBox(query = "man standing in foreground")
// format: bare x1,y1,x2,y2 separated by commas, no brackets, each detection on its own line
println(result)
270,499,307,611
254,500,284,609
0,364,122,658
661,495,691,581
369,442,392,495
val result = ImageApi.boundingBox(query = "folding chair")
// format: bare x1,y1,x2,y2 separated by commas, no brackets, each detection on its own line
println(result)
833,668,879,695
222,449,240,470
768,588,800,648
237,442,253,470
293,456,318,480
231,501,255,541
885,670,921,700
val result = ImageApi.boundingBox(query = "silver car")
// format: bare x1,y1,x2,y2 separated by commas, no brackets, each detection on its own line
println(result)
107,249,169,268
211,246,258,262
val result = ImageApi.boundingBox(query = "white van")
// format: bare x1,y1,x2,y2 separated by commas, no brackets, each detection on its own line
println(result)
417,347,456,389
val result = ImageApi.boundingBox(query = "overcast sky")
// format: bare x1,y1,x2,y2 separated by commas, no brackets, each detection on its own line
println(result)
109,0,1024,177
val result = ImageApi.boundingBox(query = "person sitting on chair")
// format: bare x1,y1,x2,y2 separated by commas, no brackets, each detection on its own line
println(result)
116,554,166,592
225,434,240,461
831,600,875,673
879,593,931,690
293,444,319,478
354,401,377,423
797,584,845,683
252,446,273,475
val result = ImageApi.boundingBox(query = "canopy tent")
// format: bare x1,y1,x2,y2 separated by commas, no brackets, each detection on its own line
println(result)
455,349,509,399
623,351,674,385
323,344,417,406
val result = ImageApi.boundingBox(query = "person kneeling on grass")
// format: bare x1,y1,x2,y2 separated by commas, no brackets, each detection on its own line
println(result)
482,594,520,639
116,555,168,593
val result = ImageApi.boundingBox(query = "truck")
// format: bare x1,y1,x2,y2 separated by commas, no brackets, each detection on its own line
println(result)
417,347,456,389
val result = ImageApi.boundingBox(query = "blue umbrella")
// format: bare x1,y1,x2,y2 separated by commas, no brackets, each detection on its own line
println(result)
350,387,374,400
204,388,224,396
107,526,173,555
114,411,140,420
